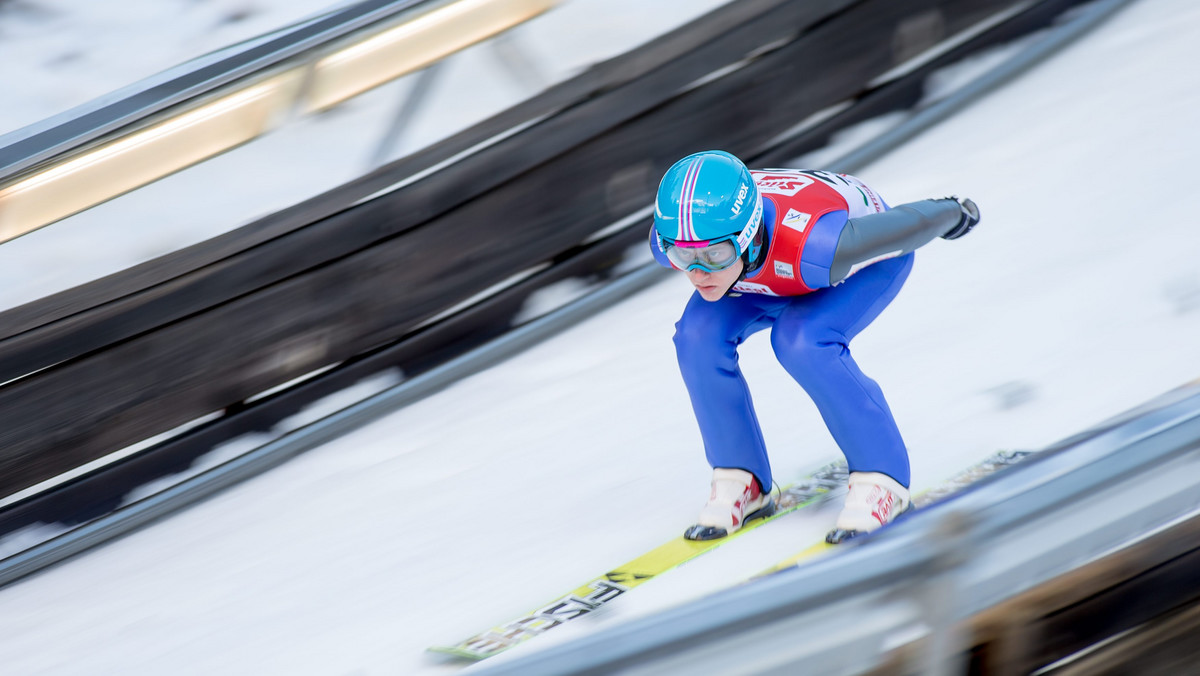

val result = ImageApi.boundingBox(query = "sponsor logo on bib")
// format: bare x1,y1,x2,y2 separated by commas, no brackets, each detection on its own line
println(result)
730,281,779,296
755,173,814,196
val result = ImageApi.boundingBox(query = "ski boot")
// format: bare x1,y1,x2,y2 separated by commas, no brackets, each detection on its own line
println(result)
684,468,775,541
825,471,911,544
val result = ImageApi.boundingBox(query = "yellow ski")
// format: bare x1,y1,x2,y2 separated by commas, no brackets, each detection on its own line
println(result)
430,460,848,660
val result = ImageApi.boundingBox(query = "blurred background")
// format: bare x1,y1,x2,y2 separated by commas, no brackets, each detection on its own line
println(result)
0,0,1198,674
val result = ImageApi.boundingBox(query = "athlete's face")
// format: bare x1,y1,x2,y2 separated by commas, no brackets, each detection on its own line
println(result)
685,258,744,301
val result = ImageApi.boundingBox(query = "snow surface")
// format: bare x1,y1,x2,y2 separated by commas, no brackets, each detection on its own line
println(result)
2,0,1200,674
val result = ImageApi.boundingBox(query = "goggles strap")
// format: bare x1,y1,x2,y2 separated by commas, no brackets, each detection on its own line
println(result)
742,222,766,275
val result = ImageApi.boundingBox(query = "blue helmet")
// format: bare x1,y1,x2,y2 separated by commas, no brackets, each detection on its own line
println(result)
653,151,764,266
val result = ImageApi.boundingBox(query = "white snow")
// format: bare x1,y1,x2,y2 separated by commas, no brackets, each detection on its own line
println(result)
1,0,1200,674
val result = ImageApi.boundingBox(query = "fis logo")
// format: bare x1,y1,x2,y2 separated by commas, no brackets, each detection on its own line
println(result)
781,209,811,232
731,183,749,216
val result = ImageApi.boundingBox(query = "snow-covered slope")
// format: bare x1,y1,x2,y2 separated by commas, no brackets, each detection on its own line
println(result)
0,0,1198,674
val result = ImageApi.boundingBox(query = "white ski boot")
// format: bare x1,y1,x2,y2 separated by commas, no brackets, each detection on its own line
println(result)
684,468,775,541
825,471,911,544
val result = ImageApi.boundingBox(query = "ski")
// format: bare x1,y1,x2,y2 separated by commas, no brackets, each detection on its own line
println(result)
755,450,1034,576
430,460,849,660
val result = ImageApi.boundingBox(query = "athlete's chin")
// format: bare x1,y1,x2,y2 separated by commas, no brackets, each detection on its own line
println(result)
695,286,725,301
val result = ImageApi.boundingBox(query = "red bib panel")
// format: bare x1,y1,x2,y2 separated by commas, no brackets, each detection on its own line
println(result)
730,170,850,297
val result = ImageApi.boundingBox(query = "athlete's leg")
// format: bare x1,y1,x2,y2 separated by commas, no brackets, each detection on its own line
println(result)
674,292,786,491
768,254,914,486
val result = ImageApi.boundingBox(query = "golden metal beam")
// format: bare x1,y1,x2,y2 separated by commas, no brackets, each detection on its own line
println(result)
0,0,558,245
305,0,557,112
0,72,302,245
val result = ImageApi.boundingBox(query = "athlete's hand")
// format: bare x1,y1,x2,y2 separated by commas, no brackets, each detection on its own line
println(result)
941,196,980,240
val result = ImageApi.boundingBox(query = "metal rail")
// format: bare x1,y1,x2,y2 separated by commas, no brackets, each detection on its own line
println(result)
0,0,420,175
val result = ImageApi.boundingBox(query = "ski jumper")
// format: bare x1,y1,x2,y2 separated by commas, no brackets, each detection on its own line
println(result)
651,169,912,492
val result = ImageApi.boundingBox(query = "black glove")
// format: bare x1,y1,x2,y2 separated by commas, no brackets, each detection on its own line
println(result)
940,196,980,240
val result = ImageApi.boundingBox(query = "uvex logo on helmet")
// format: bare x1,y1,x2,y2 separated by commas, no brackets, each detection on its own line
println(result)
731,183,749,217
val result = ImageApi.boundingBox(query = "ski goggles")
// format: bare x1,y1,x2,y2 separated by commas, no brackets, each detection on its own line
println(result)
661,237,741,272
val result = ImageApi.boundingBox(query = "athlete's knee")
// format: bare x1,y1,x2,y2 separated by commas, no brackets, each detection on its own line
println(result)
674,316,737,369
770,322,844,380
